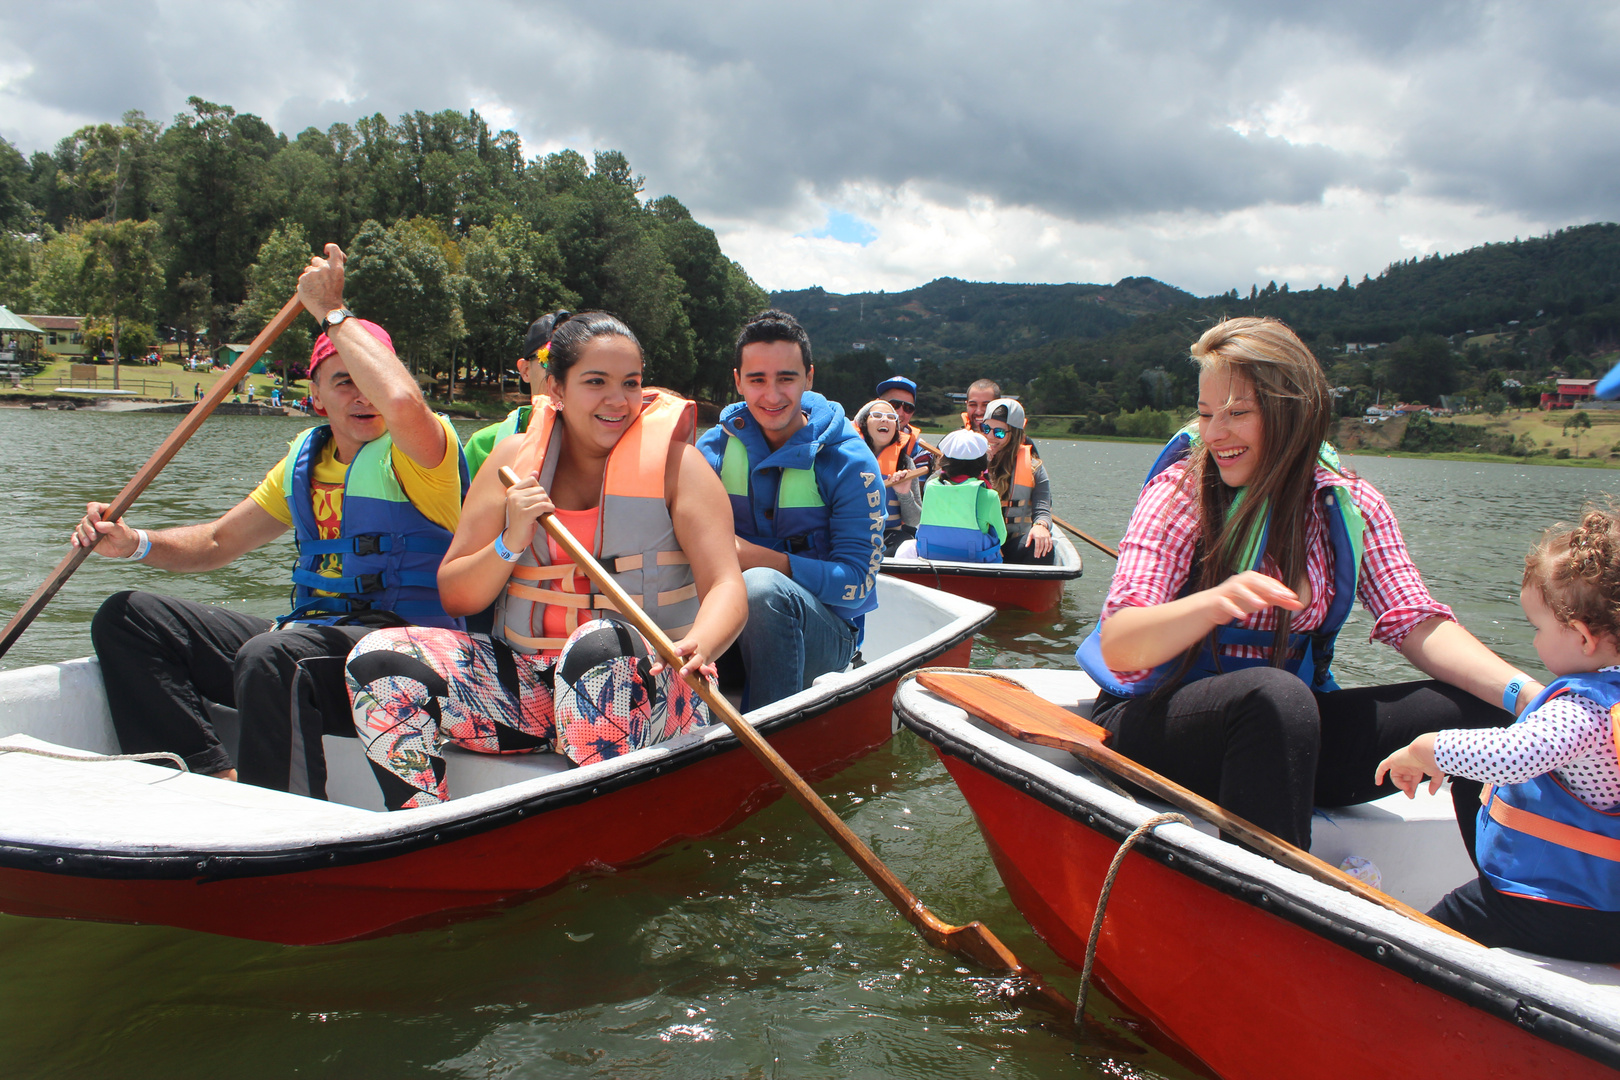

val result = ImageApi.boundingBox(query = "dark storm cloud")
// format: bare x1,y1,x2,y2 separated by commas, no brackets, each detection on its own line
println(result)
2,0,1617,226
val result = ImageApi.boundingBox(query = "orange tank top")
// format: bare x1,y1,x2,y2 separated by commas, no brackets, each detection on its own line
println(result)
539,506,602,647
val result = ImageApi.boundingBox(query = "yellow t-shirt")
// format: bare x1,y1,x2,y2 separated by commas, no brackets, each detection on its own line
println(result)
249,415,462,585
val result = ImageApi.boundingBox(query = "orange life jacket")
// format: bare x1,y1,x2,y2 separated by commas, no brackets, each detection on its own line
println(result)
494,389,699,654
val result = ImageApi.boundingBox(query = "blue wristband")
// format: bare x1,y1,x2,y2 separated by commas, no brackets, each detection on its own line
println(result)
493,533,522,563
1502,674,1529,713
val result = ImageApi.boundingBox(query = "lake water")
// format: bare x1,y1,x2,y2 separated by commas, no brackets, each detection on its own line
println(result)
0,409,1614,1079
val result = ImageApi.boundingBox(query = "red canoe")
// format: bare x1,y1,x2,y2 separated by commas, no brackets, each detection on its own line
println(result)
881,530,1082,612
0,578,990,945
896,669,1620,1080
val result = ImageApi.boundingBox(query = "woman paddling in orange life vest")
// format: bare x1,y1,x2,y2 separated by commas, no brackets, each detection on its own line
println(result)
853,398,921,556
979,398,1055,565
1376,508,1620,960
345,312,748,810
1077,316,1534,853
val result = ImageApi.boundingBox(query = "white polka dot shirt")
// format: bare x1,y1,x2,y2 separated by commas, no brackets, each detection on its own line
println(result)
1434,666,1620,811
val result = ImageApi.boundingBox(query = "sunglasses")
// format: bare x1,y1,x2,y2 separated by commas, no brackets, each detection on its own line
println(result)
867,410,900,422
885,398,916,414
979,423,1010,440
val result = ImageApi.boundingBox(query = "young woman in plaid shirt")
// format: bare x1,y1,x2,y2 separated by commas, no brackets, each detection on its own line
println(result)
1085,317,1537,851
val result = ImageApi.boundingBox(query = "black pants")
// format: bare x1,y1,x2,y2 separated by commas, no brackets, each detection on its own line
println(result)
1091,666,1511,850
1428,875,1620,961
91,591,371,797
1002,529,1057,565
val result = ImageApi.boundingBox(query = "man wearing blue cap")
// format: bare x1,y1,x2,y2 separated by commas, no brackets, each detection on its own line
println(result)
875,375,934,474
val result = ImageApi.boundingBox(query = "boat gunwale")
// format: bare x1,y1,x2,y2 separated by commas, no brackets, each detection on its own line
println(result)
880,530,1084,582
895,679,1620,1074
0,585,995,883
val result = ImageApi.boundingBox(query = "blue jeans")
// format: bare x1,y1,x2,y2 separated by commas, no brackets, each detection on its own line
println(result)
735,567,858,710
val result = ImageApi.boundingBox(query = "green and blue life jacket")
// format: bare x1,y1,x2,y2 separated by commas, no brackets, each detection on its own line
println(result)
1476,672,1620,911
462,404,532,481
720,435,832,559
281,424,468,630
915,479,1004,563
1075,426,1365,697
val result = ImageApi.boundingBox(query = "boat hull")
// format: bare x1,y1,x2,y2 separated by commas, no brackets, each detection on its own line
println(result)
0,662,955,945
0,579,990,945
882,532,1081,613
897,671,1620,1080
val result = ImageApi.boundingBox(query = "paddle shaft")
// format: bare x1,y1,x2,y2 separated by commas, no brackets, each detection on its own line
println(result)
496,466,1027,975
916,671,1472,942
0,294,306,661
1051,515,1118,560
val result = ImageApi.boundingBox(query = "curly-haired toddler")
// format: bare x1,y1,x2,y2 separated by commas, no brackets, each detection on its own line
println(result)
1376,505,1620,960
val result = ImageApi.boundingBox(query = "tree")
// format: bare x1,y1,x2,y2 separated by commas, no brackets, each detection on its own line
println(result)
158,97,281,350
237,223,315,382
458,214,574,393
1483,392,1507,416
1564,409,1592,456
79,218,162,385
345,217,460,378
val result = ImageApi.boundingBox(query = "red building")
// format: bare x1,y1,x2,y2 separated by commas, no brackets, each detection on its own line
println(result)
1541,378,1598,409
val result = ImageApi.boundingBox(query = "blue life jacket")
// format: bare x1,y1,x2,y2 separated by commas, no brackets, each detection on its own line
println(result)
915,479,1003,563
1476,672,1620,910
1076,427,1365,697
281,424,467,629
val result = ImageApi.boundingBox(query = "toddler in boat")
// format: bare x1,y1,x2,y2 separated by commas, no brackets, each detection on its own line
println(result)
894,429,1005,563
1377,506,1620,961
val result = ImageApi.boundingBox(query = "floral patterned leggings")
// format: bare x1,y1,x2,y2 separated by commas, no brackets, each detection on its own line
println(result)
346,619,710,810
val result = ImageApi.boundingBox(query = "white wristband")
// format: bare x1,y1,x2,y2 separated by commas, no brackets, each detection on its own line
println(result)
128,529,152,562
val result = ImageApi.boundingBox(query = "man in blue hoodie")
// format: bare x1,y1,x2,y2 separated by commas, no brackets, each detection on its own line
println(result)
698,309,886,708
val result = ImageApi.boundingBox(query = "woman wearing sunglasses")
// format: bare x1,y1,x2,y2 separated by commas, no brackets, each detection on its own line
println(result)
854,398,922,555
980,398,1055,564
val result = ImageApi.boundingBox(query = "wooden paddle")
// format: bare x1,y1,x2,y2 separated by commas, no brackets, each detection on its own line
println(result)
0,294,307,661
495,467,1077,993
1051,515,1118,560
915,670,1476,943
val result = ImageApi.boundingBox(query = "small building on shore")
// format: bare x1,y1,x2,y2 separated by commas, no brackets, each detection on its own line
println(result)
23,314,87,358
1541,378,1598,409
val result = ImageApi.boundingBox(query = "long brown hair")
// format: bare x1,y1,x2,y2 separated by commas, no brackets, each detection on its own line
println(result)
1177,317,1334,676
985,404,1039,498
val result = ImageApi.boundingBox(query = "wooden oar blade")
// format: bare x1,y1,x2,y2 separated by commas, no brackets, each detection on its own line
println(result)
917,670,1111,751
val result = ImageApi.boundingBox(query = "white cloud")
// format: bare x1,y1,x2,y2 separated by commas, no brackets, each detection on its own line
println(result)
0,0,1615,297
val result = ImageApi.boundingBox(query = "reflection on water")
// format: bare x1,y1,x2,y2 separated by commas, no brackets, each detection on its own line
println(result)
1,410,1615,1078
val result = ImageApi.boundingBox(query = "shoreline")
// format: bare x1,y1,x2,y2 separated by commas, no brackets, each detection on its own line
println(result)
917,423,1620,468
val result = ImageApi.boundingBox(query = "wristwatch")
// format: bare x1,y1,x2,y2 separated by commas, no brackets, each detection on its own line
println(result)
320,307,356,334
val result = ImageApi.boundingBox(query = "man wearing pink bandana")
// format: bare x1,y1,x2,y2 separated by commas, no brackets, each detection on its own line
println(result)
72,244,466,798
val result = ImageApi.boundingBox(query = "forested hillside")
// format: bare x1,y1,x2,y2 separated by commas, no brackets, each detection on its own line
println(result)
793,224,1620,426
769,276,1196,364
0,100,765,398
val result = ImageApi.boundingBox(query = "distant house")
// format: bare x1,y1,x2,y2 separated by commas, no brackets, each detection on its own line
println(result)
24,314,88,357
1540,379,1598,410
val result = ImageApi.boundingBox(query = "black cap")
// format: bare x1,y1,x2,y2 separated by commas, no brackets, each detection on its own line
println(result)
521,312,567,360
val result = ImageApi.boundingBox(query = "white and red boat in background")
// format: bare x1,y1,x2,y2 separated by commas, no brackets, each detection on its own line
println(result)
881,529,1082,613
0,578,990,945
897,668,1620,1080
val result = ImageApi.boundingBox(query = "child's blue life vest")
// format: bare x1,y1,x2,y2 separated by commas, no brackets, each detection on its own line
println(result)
1075,426,1365,696
1476,671,1620,910
915,478,1004,563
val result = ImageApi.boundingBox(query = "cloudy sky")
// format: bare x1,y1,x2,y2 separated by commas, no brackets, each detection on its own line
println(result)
3,1,1617,297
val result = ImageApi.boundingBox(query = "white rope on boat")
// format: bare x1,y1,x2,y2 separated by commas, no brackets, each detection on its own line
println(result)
1076,811,1191,1028
0,746,190,771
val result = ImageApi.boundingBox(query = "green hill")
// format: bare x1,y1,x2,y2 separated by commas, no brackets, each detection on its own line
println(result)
768,275,1197,364
783,223,1620,424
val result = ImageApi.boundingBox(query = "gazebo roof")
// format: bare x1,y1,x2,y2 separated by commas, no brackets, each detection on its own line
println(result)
0,307,44,334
